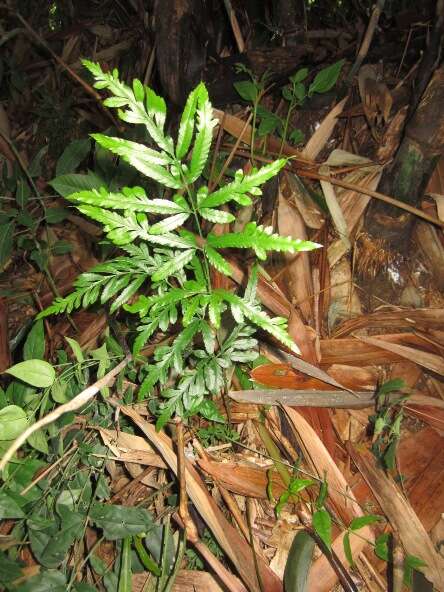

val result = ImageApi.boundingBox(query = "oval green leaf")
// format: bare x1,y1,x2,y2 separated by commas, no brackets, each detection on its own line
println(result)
4,360,56,388
284,530,315,592
0,405,28,440
312,509,332,551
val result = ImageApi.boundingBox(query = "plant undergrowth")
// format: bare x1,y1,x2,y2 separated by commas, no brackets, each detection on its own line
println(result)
0,60,428,591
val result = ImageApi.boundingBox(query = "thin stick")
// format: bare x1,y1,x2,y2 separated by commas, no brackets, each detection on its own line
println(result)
298,169,444,228
346,0,386,84
208,113,253,193
0,356,131,472
223,0,245,53
174,417,199,542
193,437,251,544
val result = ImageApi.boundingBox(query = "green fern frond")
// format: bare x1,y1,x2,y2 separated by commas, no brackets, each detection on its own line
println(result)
92,135,180,189
207,222,321,260
203,246,232,276
82,60,174,155
151,249,195,282
216,290,299,354
199,159,287,209
176,84,200,159
187,86,218,183
199,208,235,223
68,187,187,215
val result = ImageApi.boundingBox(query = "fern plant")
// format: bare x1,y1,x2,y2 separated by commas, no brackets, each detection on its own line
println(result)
39,60,320,428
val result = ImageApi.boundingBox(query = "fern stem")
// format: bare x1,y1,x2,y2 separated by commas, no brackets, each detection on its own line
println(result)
180,175,212,293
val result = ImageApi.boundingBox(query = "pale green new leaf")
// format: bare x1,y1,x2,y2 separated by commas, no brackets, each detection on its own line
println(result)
176,85,199,159
149,212,190,234
199,208,235,223
204,245,232,276
188,86,217,183
151,249,195,282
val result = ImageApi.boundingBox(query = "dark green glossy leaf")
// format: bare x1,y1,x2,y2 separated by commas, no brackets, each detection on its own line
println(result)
312,509,332,551
56,138,91,176
343,532,353,567
90,503,154,540
349,514,382,531
234,80,258,102
23,320,45,360
0,491,25,519
284,530,315,592
308,60,345,96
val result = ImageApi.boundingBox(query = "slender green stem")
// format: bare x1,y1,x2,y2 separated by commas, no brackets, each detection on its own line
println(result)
279,101,295,157
180,172,212,293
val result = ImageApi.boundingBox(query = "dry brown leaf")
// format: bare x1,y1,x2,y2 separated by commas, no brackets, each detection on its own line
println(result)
302,96,348,160
98,428,167,468
333,307,444,338
277,185,313,322
320,333,437,365
348,445,444,590
197,458,286,499
356,334,444,376
284,171,324,230
118,405,283,592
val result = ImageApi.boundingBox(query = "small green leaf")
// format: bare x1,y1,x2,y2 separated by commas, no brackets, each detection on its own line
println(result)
308,60,345,96
65,337,85,364
28,428,49,454
16,179,31,208
56,139,91,176
151,249,195,282
4,360,55,388
291,67,309,84
198,399,224,422
23,320,45,361
49,172,104,198
312,509,332,551
375,533,390,561
349,514,382,531
284,530,315,592
316,479,328,510
343,532,354,567
378,378,406,396
90,503,154,540
0,491,25,519
0,405,28,440
234,80,258,102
